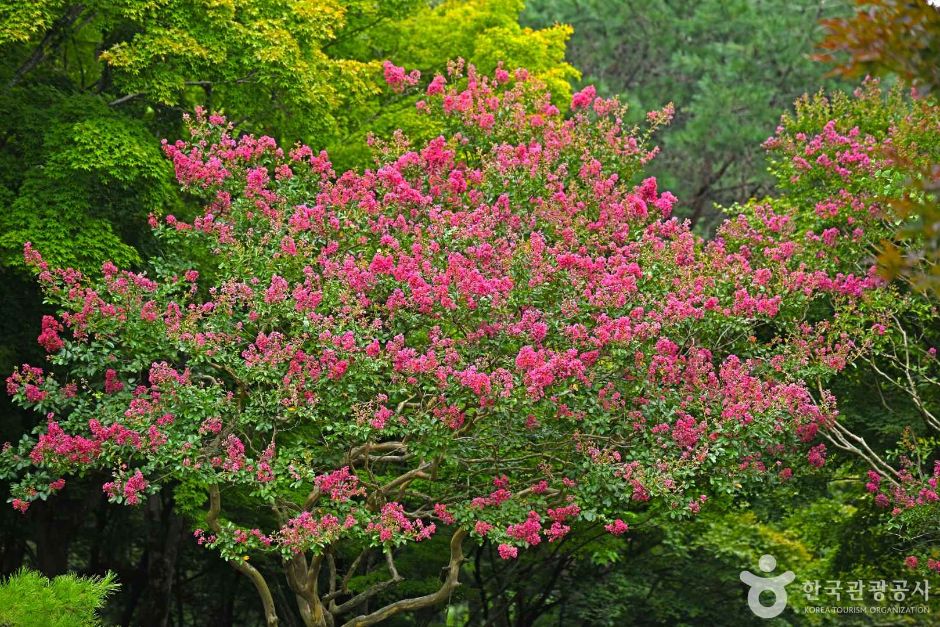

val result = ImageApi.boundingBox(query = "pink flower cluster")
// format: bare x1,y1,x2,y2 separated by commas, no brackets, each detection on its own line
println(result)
103,469,149,505
37,316,64,353
366,502,435,543
382,61,420,93
314,467,364,502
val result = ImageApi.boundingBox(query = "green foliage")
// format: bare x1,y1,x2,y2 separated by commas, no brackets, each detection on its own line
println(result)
0,89,174,272
393,0,575,93
0,568,119,627
95,0,380,139
466,505,821,626
0,0,66,46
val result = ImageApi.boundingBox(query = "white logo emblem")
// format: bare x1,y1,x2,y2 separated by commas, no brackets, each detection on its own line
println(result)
740,554,795,618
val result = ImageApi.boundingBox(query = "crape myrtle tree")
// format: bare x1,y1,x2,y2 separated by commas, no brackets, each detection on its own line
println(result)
751,81,940,576
2,64,898,625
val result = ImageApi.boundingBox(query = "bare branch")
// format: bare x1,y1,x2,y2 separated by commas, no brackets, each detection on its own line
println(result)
108,92,143,107
380,463,431,494
339,528,468,627
327,547,404,615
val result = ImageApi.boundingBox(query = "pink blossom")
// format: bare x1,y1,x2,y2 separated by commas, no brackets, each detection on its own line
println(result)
497,543,518,559
103,369,124,394
37,316,64,353
383,61,420,93
605,519,629,536
807,443,827,468
571,85,596,110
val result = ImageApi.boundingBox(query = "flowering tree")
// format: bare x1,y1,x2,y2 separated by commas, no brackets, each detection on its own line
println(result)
0,5,577,620
752,80,940,575
2,65,896,625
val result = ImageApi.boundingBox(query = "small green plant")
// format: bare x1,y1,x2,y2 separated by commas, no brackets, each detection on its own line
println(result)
0,568,118,627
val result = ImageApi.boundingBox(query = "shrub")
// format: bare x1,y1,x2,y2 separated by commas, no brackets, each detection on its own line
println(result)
0,568,118,627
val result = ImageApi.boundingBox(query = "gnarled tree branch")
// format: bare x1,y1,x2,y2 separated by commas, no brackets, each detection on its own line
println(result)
339,528,468,627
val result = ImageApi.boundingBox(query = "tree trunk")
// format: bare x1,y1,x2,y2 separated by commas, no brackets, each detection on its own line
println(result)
34,503,72,576
135,493,184,627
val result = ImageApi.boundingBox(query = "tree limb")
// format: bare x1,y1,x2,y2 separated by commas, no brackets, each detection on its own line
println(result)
7,4,88,89
339,529,468,627
206,484,279,626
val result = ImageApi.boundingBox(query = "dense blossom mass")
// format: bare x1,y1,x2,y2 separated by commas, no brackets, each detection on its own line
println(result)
3,63,937,624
